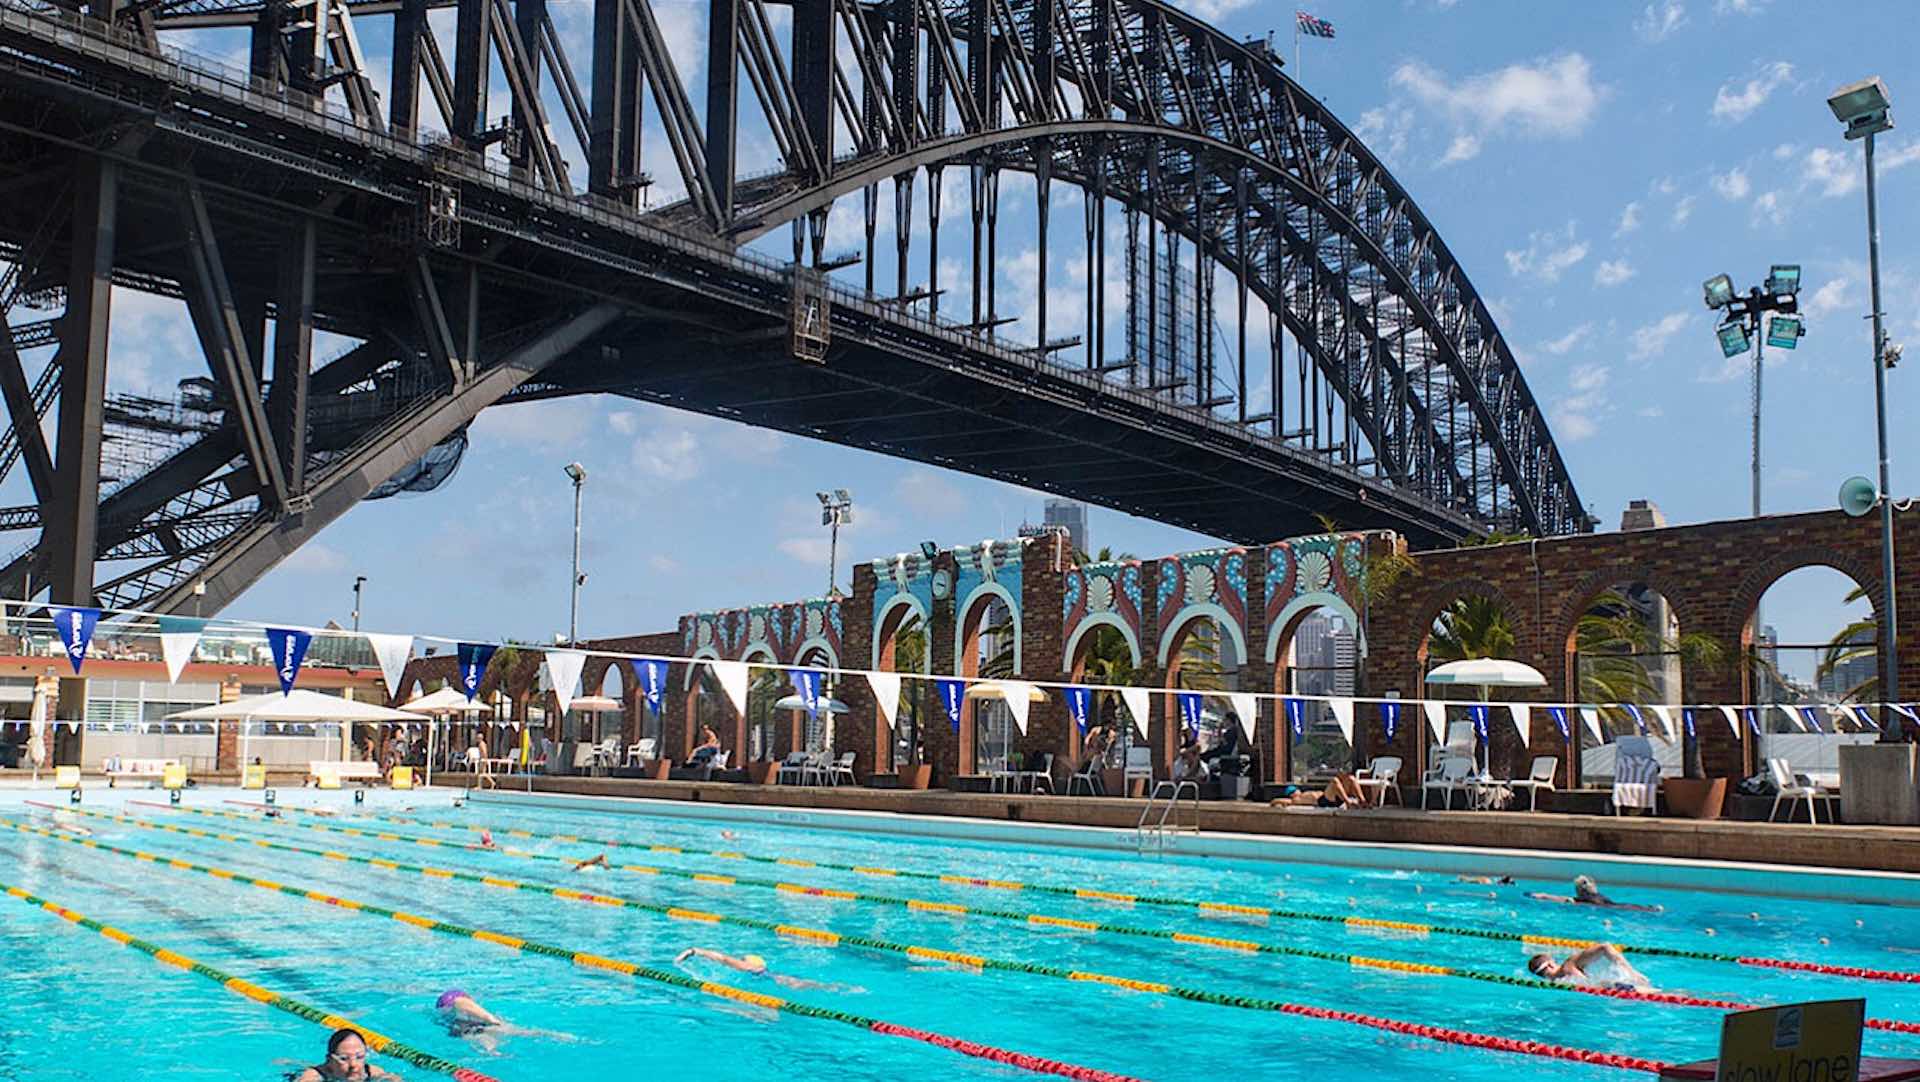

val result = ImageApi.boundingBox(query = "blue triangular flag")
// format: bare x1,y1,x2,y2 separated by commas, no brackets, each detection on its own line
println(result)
1176,691,1203,738
1799,706,1824,733
937,678,965,733
1623,703,1646,734
1548,706,1571,741
50,606,99,675
631,658,669,714
1284,697,1306,738
1469,703,1490,741
457,643,498,701
789,669,823,721
1379,702,1400,742
264,628,312,694
1682,707,1697,740
1062,686,1092,733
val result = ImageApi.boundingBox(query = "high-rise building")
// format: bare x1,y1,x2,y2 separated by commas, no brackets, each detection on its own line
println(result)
1043,498,1089,557
1329,626,1358,695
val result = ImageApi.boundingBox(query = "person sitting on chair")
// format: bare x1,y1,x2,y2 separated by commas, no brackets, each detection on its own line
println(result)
1171,741,1210,787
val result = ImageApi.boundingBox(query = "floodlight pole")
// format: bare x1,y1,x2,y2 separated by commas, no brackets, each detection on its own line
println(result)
1750,324,1764,519
1865,129,1899,720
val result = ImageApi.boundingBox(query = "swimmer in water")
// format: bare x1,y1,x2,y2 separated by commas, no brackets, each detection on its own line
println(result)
48,812,92,837
1526,944,1651,991
1456,875,1514,885
720,830,740,842
478,829,497,850
291,1028,401,1080
571,853,609,872
434,990,571,1054
1527,875,1662,912
674,948,846,992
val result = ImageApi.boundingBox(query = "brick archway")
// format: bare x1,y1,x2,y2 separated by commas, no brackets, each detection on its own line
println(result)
1395,576,1536,780
1160,612,1246,775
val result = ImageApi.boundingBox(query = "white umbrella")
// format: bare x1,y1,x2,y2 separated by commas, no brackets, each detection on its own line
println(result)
399,687,491,786
170,690,425,773
963,683,1049,702
773,694,850,714
1423,659,1547,688
568,696,623,713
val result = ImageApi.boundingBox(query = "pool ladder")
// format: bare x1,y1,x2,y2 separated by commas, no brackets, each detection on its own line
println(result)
1136,780,1200,852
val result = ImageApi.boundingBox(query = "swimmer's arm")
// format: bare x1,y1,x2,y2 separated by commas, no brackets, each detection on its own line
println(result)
291,1070,322,1082
1526,893,1574,904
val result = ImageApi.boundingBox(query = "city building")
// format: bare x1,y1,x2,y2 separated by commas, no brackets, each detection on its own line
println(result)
1042,499,1089,557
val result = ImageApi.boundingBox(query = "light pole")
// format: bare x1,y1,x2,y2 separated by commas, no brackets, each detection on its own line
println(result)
1702,266,1806,520
1828,76,1900,732
351,575,366,631
816,489,853,597
564,462,587,644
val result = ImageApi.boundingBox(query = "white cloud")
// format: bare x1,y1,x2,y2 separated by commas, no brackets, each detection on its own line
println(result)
1550,364,1611,442
1569,363,1609,393
1651,176,1677,195
282,543,347,573
1614,200,1642,237
1541,323,1594,356
631,429,700,481
1504,222,1590,283
1354,103,1414,165
1672,195,1697,225
1639,405,1665,418
1629,312,1691,360
894,468,965,518
1773,143,1797,160
470,398,599,450
1633,0,1687,42
1389,53,1602,166
1595,259,1636,287
1804,141,1920,198
1714,0,1765,12
1749,190,1786,226
1711,61,1793,123
777,536,833,565
608,411,638,436
1804,277,1852,321
647,554,680,574
1710,167,1751,200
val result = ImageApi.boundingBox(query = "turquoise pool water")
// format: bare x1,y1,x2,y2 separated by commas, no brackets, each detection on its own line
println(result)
0,788,1916,1081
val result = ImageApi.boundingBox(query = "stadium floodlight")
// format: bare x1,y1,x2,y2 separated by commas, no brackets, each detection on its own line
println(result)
1703,274,1736,309
1765,264,1802,296
1766,315,1805,350
1827,76,1893,140
1716,321,1751,358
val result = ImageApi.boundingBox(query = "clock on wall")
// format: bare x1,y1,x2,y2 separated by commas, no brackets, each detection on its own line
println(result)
931,568,954,601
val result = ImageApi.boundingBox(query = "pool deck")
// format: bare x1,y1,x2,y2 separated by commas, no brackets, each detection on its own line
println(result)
442,772,1920,876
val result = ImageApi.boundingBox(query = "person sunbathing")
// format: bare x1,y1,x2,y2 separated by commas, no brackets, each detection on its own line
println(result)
1526,943,1651,990
1315,772,1370,808
1527,875,1662,912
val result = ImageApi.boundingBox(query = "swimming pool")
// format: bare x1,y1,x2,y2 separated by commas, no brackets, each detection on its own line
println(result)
1,787,1916,1081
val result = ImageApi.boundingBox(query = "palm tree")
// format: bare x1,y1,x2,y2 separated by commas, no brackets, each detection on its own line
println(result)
890,611,926,763
1814,584,1878,702
1429,596,1517,662
1574,590,1724,705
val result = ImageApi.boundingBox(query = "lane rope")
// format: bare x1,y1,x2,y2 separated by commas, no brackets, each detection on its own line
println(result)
3,818,1139,1082
0,877,501,1082
24,811,1686,1071
191,801,1920,986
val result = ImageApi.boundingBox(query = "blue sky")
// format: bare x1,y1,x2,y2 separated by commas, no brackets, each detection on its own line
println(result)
28,0,1919,661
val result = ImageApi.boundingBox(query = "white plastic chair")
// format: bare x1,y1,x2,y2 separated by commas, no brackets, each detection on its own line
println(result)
829,751,857,786
1768,757,1823,823
1016,752,1055,794
1355,756,1402,806
1422,756,1475,810
625,738,656,767
801,750,832,786
776,752,809,785
1067,755,1103,795
1123,745,1153,795
1507,756,1559,811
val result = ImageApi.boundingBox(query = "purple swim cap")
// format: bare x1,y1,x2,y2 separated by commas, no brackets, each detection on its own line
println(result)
436,989,467,1010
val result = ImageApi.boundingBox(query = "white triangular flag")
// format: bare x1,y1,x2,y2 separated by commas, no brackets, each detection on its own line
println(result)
1579,707,1604,743
711,660,750,717
365,633,414,698
1329,697,1354,745
1227,693,1259,741
866,671,902,729
158,624,205,685
1831,704,1860,731
1423,699,1448,742
1716,705,1741,736
1648,705,1677,741
542,649,586,714
1777,703,1806,731
1508,704,1530,748
1000,681,1033,734
1120,686,1151,738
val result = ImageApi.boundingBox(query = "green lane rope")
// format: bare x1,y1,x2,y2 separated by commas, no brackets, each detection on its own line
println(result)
0,877,500,1082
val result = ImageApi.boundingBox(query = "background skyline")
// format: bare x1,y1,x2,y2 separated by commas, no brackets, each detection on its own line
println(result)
13,0,1913,660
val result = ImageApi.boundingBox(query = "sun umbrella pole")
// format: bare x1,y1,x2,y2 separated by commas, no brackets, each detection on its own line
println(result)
425,717,435,788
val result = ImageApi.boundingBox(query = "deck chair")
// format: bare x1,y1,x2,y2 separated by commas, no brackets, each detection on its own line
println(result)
1422,756,1475,810
1355,756,1402,806
1767,757,1824,823
775,751,809,785
1123,746,1153,794
1066,754,1104,795
828,751,857,786
1611,735,1660,816
1507,756,1558,811
1016,752,1054,794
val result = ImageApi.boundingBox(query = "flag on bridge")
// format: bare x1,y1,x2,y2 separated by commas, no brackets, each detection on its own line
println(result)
1295,10,1336,38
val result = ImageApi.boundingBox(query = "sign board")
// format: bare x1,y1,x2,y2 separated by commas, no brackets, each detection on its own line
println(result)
1717,999,1864,1082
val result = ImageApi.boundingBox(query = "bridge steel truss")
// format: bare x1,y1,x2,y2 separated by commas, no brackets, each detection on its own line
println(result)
0,0,1586,616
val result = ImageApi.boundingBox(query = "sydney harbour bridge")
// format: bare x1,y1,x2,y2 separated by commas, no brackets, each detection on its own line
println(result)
0,0,1588,616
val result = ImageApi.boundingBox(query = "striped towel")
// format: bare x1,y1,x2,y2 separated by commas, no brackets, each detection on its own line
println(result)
1613,755,1661,810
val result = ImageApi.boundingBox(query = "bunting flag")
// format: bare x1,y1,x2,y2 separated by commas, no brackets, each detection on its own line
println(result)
1623,703,1647,735
1547,706,1571,742
1506,704,1529,748
1330,697,1355,746
264,627,312,694
1798,705,1824,733
1062,686,1092,734
1284,697,1307,739
50,606,99,675
1716,705,1741,737
543,650,586,713
1000,681,1034,735
1682,707,1697,741
631,658,669,715
938,678,966,733
1228,692,1259,742
1468,703,1489,742
1855,705,1883,732
867,671,903,729
364,633,414,697
1743,707,1762,737
1119,686,1150,738
1579,707,1604,744
157,616,208,684
1647,705,1676,741
1776,703,1804,731
789,669,824,721
1295,9,1335,38
1176,691,1203,739
1379,701,1401,743
456,643,497,701
1423,699,1447,743
1892,704,1920,723
710,660,750,717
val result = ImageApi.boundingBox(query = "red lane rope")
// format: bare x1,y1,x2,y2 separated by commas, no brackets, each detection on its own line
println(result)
1736,956,1920,983
869,1023,1145,1082
1272,1003,1669,1074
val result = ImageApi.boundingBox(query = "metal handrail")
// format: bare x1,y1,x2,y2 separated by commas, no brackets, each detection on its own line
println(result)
1135,779,1199,851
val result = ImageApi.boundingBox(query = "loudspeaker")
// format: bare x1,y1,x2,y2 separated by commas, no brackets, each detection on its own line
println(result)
1840,475,1879,518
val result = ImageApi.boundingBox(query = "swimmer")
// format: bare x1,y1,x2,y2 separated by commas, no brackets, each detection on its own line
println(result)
720,830,740,842
478,829,497,850
291,1028,401,1080
434,990,571,1054
571,853,609,873
1525,944,1652,991
1456,875,1515,886
48,812,92,837
1526,875,1662,913
675,947,843,992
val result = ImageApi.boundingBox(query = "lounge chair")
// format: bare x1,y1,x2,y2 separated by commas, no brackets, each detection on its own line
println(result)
624,738,657,768
1422,756,1475,810
570,743,597,776
1355,756,1402,806
1507,756,1559,811
1066,755,1103,795
1611,735,1660,816
1015,752,1054,794
1767,757,1826,823
1122,746,1153,795
828,751,857,786
801,750,833,786
775,751,810,785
